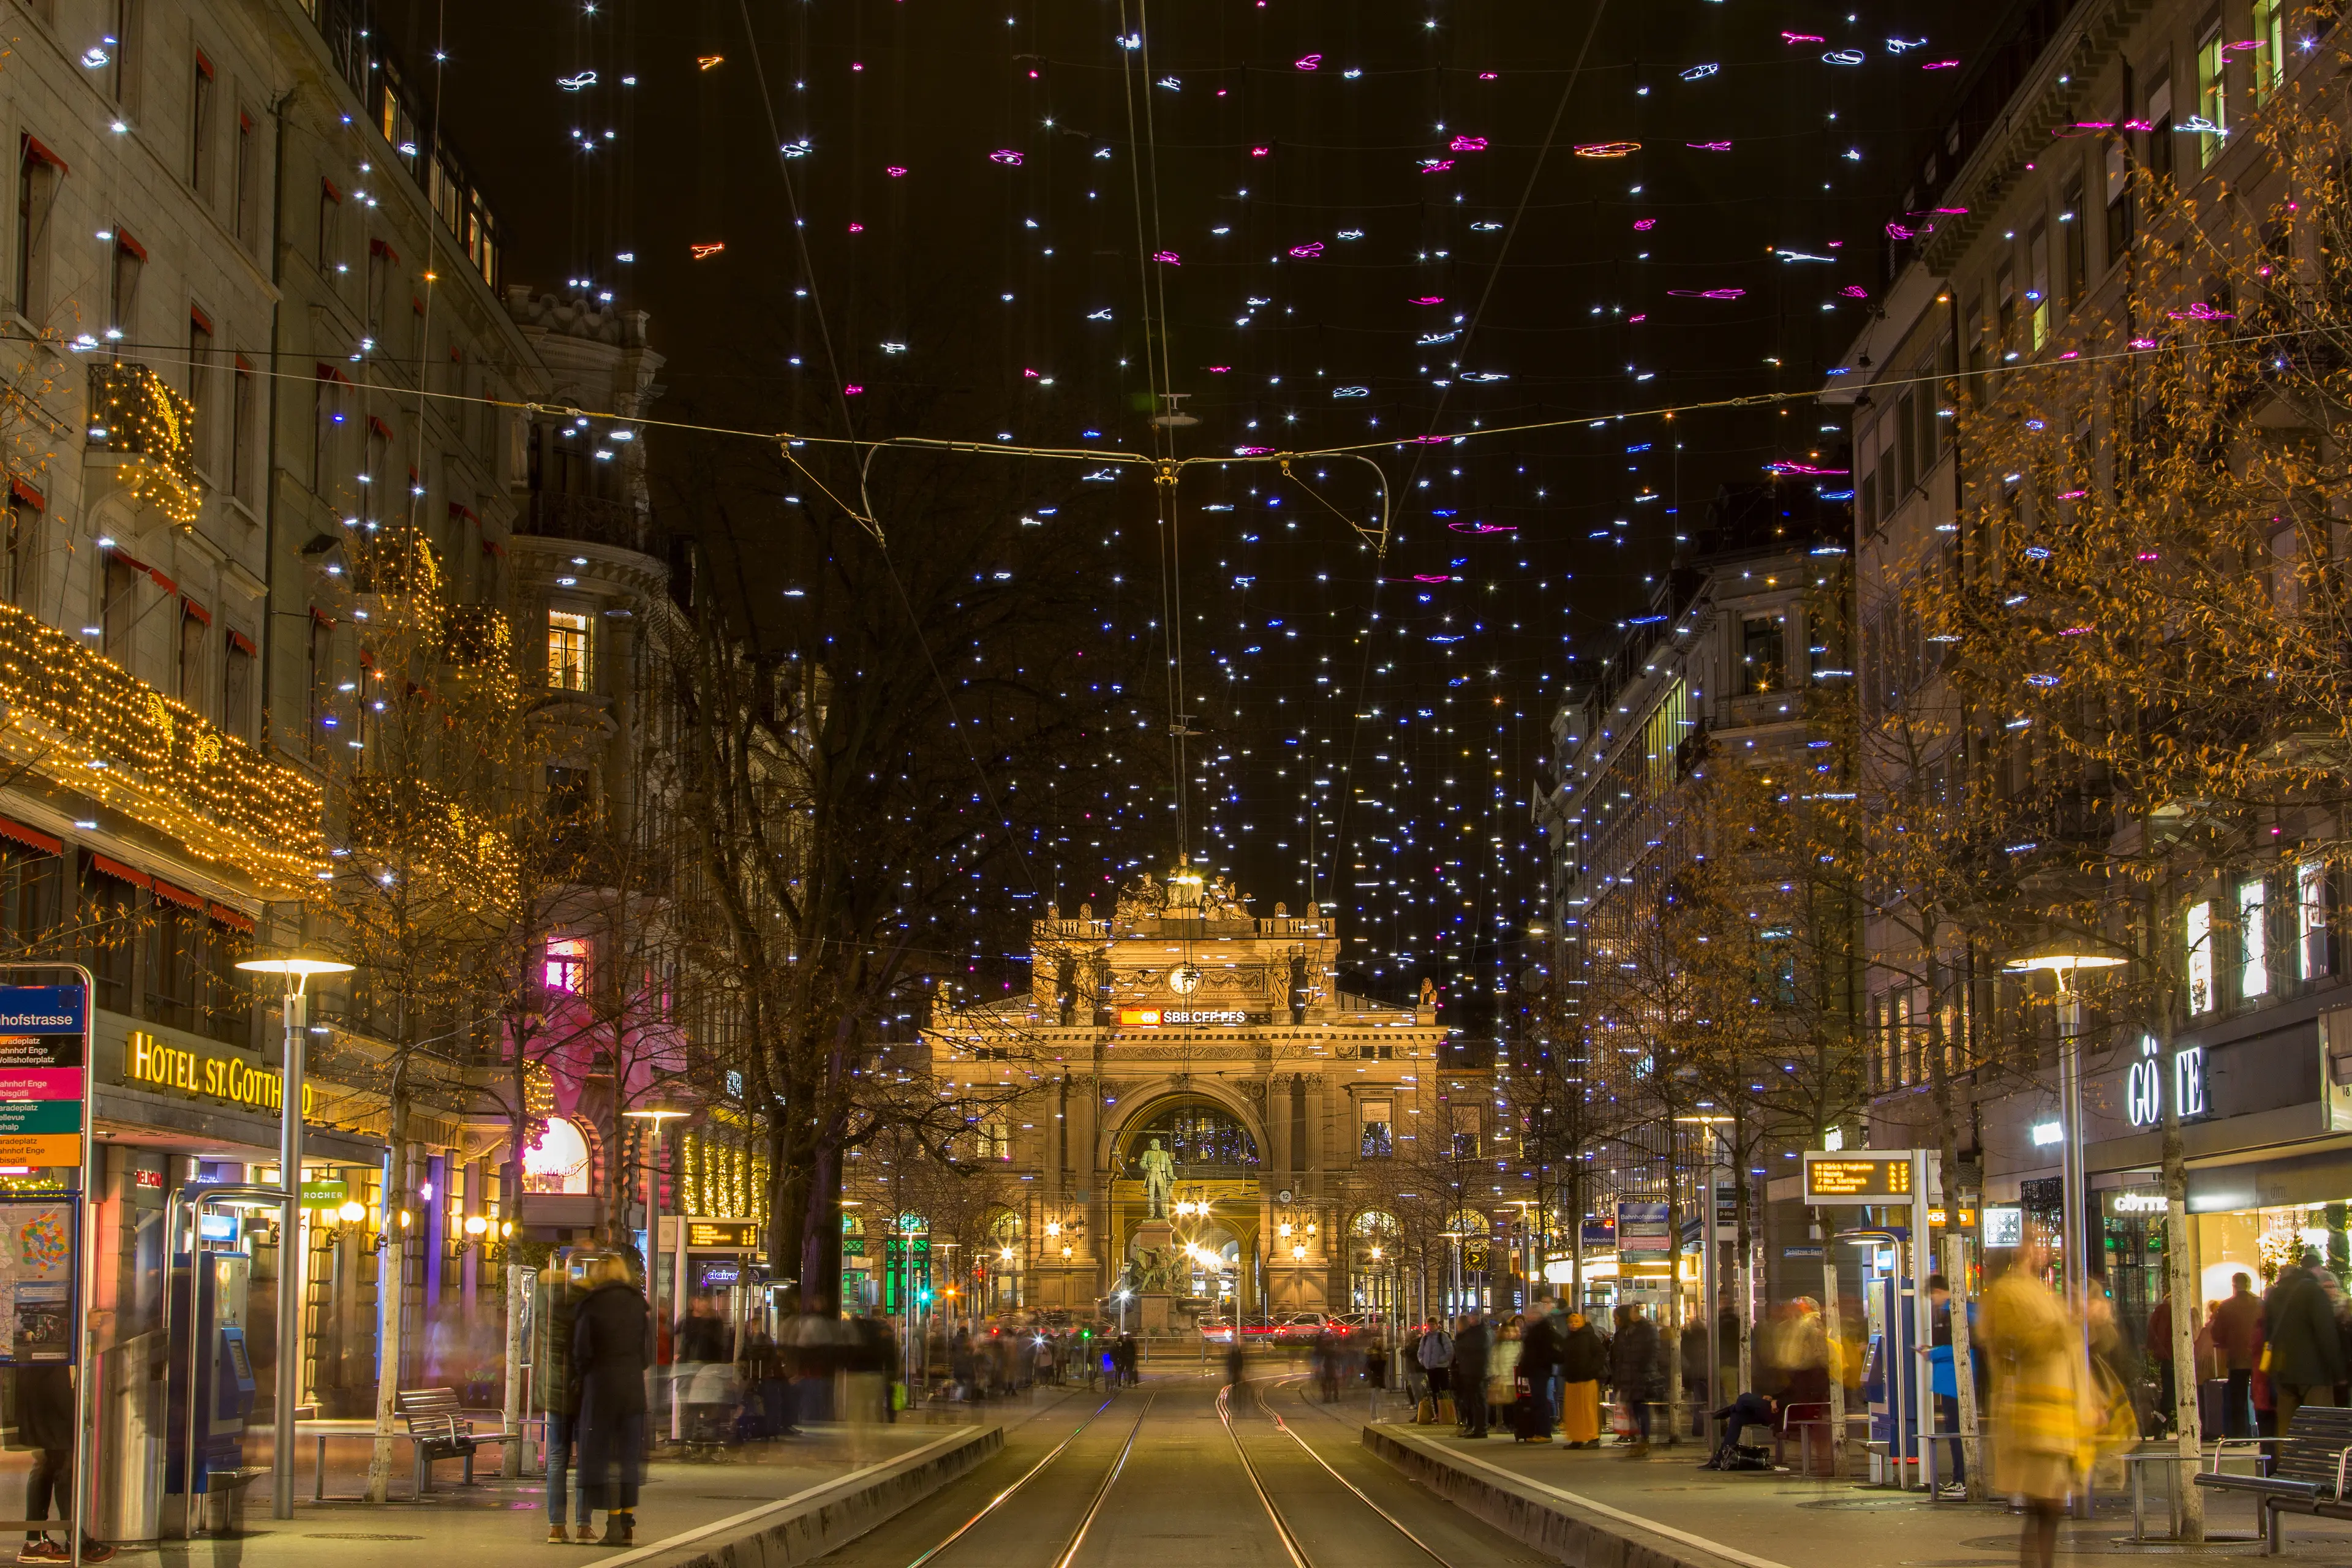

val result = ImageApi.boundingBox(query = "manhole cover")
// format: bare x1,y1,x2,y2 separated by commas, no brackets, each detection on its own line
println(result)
303,1533,426,1541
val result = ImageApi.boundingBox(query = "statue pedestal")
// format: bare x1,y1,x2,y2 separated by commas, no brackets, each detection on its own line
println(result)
1139,1292,1173,1334
1132,1218,1174,1256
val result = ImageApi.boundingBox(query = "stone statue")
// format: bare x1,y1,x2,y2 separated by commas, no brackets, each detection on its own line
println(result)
1115,873,1168,921
1289,951,1311,1025
1055,952,1078,1027
1137,1136,1176,1219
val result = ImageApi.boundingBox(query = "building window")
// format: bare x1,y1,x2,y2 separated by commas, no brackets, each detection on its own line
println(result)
108,235,142,346
2239,878,2269,1000
177,601,206,714
3,484,37,609
188,51,213,197
232,111,258,248
222,631,253,742
2145,72,2176,195
2196,26,2228,168
2026,222,2050,349
547,608,589,690
544,937,587,995
2187,900,2214,1014
546,764,590,818
312,372,346,491
185,307,211,467
100,553,138,666
1359,1099,1393,1158
230,356,255,506
2252,0,2285,102
317,178,341,275
2299,861,2331,982
2105,137,2134,258
1741,616,1785,692
2062,185,2087,307
306,615,333,760
15,143,59,323
107,0,137,107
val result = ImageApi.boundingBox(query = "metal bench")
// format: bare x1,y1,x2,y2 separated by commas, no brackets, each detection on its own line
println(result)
396,1387,514,1494
2193,1404,2352,1552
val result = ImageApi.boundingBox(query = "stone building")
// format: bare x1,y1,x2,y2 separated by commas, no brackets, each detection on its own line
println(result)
918,856,1468,1326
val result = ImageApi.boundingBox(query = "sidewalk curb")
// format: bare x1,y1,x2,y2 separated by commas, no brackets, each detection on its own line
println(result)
1362,1424,1797,1568
600,1424,1005,1568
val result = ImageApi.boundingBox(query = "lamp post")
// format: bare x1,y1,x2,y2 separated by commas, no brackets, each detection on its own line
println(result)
233,956,355,1522
2002,948,2127,1312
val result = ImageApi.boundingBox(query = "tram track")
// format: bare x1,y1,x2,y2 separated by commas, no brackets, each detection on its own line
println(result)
1216,1376,1466,1568
901,1390,1156,1568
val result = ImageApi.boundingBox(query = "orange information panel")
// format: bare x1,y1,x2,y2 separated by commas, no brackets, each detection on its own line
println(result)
1802,1151,1915,1202
0,1133,75,1167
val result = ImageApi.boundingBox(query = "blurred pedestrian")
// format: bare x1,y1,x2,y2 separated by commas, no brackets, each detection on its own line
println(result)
12,1365,113,1562
1983,1236,2083,1568
2212,1273,2260,1439
1559,1309,1606,1448
1611,1305,1663,1457
535,1251,590,1541
574,1254,651,1547
1455,1311,1493,1438
2266,1249,2345,1431
1415,1316,1455,1421
1515,1300,1561,1441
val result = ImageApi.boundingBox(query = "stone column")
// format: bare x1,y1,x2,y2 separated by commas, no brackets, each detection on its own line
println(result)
1269,1072,1293,1178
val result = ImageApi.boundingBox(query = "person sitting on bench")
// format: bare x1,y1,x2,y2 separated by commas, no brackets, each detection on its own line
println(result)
1699,1391,1779,1469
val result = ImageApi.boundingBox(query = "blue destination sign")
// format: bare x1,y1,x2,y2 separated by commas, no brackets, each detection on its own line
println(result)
0,989,84,1035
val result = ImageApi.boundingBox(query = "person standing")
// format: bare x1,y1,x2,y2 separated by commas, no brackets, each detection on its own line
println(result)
1453,1311,1493,1438
1611,1305,1664,1458
2144,1289,2176,1438
1927,1274,1969,1498
535,1253,589,1542
2264,1250,2345,1432
1415,1316,1455,1420
2211,1273,2261,1439
1982,1237,2084,1568
573,1254,652,1547
1559,1310,1607,1448
11,1365,112,1564
1516,1302,1562,1441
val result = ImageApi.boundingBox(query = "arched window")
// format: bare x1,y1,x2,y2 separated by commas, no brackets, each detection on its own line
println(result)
1122,1096,1260,1174
522,1115,591,1194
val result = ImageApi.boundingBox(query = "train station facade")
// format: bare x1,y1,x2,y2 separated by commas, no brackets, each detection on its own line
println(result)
918,859,1463,1327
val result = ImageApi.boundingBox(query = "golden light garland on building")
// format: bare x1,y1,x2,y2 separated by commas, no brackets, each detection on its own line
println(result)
0,600,324,891
86,364,203,527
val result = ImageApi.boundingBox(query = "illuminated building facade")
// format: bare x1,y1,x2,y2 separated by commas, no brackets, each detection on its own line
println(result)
922,857,1459,1325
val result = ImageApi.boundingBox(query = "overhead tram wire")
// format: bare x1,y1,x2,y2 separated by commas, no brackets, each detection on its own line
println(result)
1115,0,1195,864
728,2,1046,903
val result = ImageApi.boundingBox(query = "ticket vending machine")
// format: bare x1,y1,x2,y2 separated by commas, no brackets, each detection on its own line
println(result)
1858,1239,1923,1485
164,1250,256,1534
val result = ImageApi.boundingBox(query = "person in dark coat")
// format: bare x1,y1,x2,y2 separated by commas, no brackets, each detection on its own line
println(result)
573,1254,652,1545
1515,1305,1563,1440
2265,1250,2346,1433
1453,1313,1493,1438
1611,1305,1665,1457
13,1365,112,1562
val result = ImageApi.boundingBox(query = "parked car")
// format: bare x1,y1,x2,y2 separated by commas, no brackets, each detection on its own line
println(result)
1272,1313,1334,1344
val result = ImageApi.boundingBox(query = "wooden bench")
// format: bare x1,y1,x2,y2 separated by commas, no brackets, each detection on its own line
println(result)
2193,1403,2352,1551
396,1387,514,1494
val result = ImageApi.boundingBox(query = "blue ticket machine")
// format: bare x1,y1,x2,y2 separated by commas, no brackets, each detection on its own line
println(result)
1859,1245,1923,1484
165,1251,255,1511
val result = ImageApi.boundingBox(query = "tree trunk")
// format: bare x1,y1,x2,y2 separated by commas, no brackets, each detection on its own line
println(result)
367,1089,411,1504
1943,1231,1981,1499
1823,1234,1847,1472
2165,1097,2206,1540
1665,1175,1684,1444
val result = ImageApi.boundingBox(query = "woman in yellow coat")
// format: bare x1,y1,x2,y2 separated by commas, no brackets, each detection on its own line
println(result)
1980,1236,2086,1568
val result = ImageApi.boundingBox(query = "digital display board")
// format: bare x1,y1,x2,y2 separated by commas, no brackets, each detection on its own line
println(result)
685,1219,760,1250
1802,1151,1915,1202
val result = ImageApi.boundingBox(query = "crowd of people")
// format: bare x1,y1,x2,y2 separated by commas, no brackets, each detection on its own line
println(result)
1397,1301,1696,1453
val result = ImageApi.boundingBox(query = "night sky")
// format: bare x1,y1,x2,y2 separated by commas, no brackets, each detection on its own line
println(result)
372,0,1995,1027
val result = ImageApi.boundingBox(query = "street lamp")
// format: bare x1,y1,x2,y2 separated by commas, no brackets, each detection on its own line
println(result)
234,955,353,1522
2002,946,2126,1311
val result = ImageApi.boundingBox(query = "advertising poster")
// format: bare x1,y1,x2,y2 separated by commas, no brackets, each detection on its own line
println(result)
0,1199,75,1361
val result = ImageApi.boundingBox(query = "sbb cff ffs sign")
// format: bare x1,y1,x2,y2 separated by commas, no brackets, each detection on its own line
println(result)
1803,1151,1916,1201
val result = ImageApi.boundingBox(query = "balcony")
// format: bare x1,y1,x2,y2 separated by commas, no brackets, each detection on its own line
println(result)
0,601,323,892
85,364,203,526
523,492,657,556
